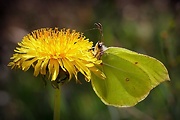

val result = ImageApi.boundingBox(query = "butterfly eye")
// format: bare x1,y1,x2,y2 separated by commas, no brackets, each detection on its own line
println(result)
98,42,103,49
98,43,102,49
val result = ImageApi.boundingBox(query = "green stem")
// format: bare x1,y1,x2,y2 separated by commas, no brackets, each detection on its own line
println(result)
53,84,61,120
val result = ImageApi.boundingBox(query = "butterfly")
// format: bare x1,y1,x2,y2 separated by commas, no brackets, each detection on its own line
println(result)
91,23,170,107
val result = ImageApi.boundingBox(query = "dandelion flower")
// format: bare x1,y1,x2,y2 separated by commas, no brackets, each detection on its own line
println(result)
8,28,105,83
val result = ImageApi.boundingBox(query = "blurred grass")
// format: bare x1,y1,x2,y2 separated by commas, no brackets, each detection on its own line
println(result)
0,0,180,120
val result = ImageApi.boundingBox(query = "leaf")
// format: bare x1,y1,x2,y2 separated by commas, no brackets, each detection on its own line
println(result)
91,47,170,107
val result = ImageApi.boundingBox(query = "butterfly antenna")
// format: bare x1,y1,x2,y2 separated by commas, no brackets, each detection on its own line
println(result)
94,23,104,42
83,24,101,33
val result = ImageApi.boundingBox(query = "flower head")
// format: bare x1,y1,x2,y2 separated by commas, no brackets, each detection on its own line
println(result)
8,28,105,83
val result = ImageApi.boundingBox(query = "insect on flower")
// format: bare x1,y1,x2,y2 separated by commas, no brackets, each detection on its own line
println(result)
8,24,170,107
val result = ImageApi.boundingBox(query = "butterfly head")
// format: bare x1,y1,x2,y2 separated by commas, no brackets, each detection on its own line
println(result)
94,41,107,59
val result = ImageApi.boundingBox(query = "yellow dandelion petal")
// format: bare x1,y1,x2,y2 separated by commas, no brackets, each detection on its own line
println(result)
40,58,49,75
62,58,75,81
34,59,43,76
8,28,105,83
22,58,37,71
48,59,59,81
74,60,91,82
90,67,106,79
57,59,66,72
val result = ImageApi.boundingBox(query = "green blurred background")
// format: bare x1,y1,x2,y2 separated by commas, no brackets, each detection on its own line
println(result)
0,0,180,120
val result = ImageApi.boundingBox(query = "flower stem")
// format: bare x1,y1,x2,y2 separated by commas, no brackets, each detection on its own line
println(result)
53,84,61,120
